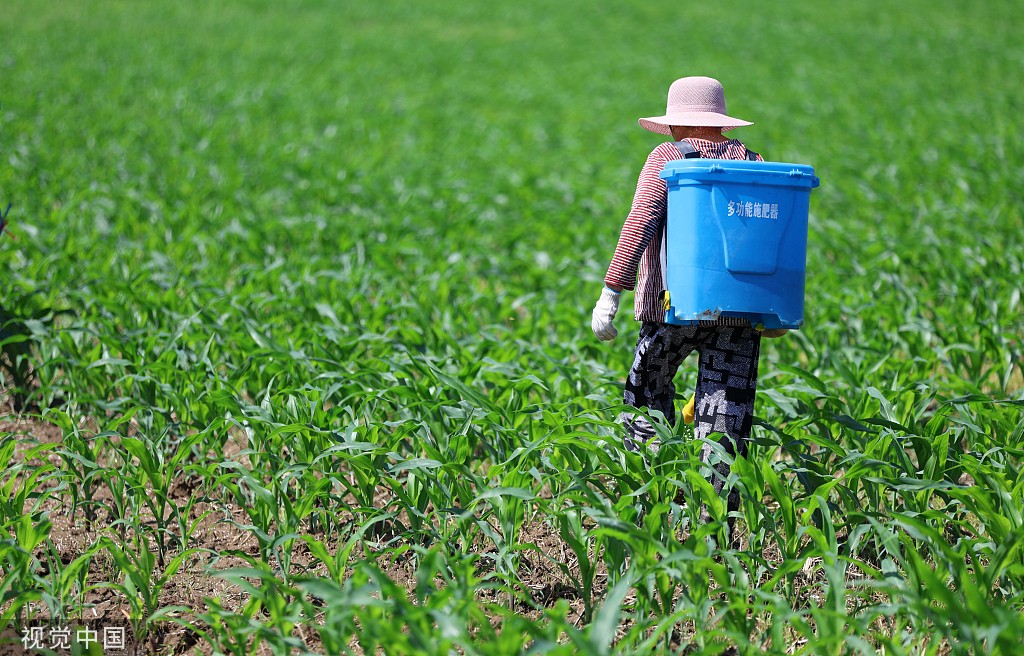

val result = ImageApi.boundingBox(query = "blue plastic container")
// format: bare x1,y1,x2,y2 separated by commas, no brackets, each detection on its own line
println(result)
660,159,819,329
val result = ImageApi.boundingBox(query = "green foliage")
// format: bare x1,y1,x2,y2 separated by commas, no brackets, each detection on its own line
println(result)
1,0,1022,653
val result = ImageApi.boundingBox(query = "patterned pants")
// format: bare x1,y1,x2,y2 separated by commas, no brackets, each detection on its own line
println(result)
621,322,761,507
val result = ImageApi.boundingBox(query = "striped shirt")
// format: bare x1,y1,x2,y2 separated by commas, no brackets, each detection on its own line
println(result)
604,138,764,323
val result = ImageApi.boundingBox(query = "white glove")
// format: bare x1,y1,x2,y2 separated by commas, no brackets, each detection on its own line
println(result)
591,287,621,341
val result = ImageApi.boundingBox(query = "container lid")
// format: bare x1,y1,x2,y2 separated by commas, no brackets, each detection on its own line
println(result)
661,158,820,188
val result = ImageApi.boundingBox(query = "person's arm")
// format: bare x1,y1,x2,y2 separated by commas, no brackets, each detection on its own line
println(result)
603,146,671,291
592,144,672,341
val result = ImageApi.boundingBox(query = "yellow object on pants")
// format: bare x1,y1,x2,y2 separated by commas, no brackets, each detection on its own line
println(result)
683,394,695,424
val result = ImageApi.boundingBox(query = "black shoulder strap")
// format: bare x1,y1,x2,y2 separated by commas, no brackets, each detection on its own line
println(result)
671,141,702,159
673,140,761,161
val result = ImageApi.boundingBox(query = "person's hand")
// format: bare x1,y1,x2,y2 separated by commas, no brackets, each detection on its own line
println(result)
591,287,620,341
760,328,789,338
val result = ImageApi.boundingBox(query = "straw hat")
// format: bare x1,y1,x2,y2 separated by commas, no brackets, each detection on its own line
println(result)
638,76,752,135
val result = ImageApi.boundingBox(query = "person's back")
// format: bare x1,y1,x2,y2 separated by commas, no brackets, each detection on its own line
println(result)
603,133,764,325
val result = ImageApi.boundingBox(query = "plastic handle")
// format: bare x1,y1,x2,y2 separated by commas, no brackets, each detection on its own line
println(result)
787,169,821,187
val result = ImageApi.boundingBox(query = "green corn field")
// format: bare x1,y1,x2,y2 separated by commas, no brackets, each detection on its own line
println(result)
1,0,1022,654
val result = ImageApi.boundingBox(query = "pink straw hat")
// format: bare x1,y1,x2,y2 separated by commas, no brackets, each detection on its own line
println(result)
638,76,752,135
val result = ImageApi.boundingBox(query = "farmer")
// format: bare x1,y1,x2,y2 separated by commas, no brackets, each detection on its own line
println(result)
591,75,785,516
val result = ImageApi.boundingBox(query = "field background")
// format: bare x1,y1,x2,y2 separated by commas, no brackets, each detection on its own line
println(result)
1,0,1023,654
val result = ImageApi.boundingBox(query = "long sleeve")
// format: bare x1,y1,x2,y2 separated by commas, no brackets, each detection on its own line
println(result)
604,144,673,292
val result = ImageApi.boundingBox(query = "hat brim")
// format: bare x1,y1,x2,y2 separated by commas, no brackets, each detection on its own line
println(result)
638,112,753,135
